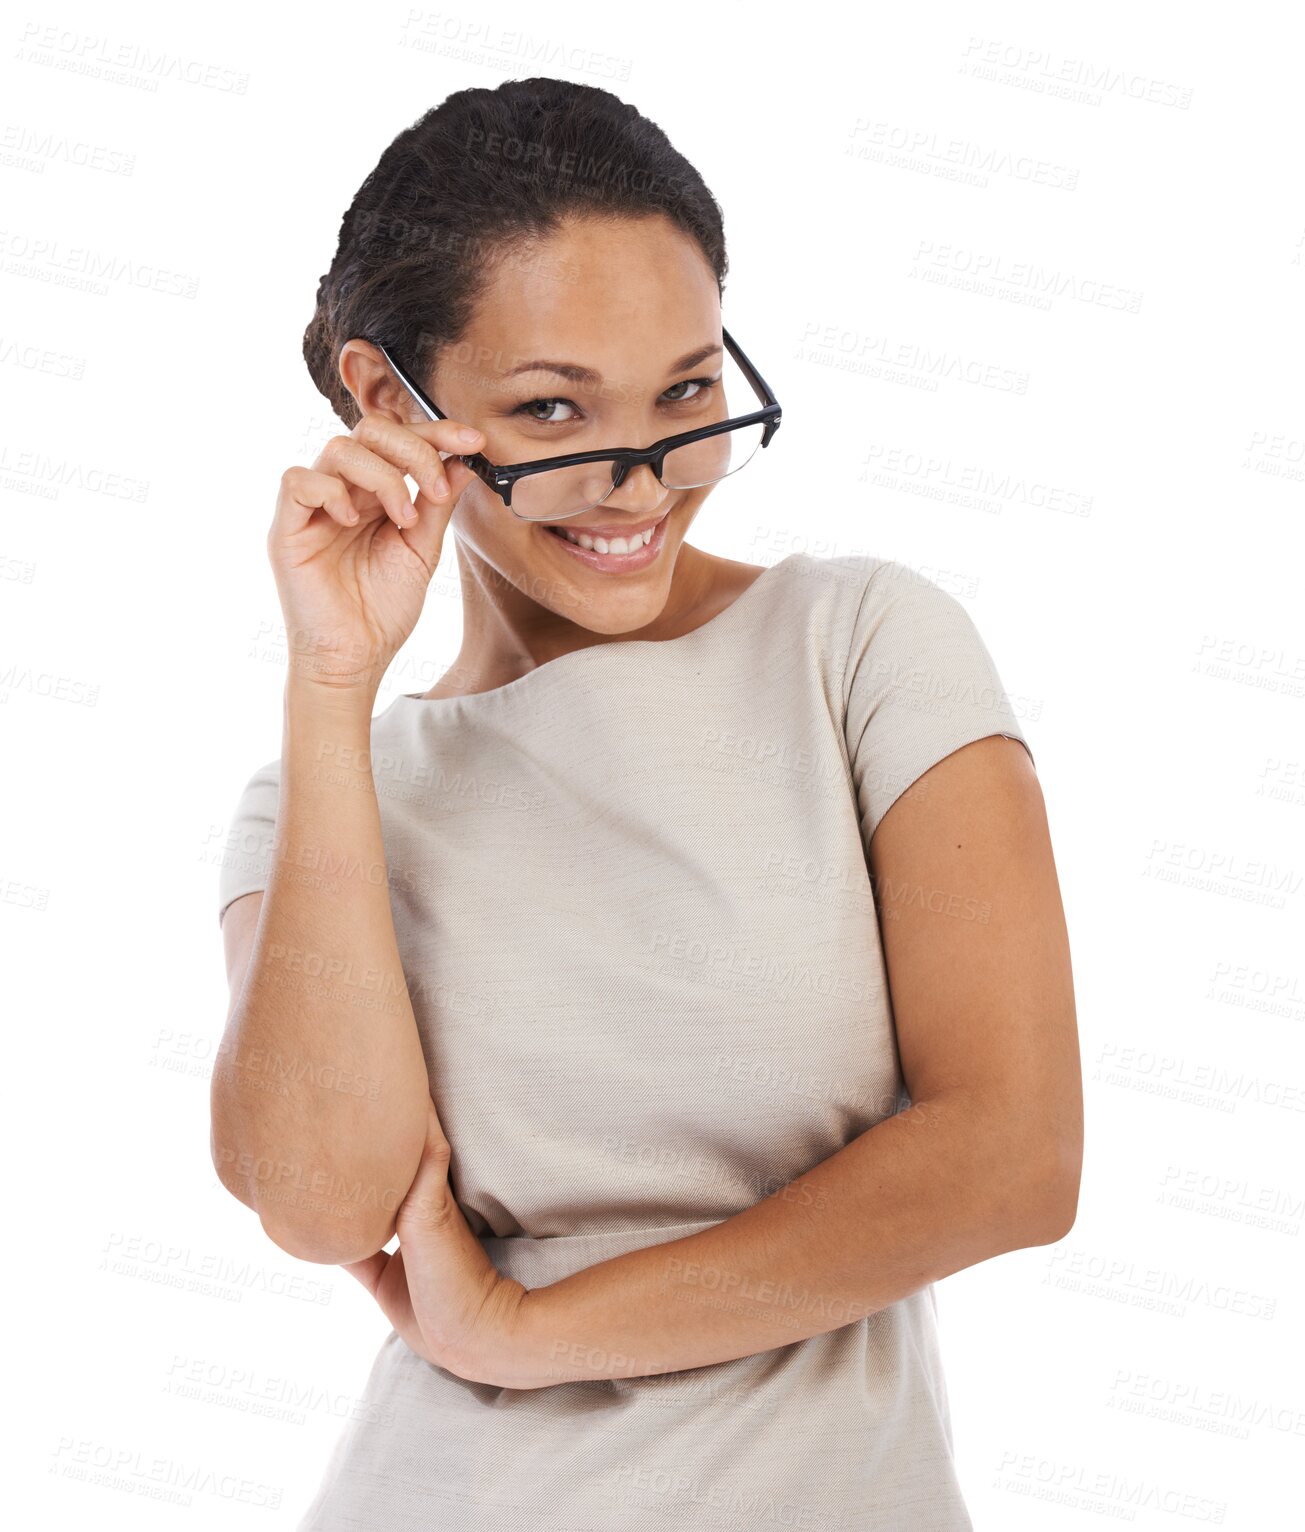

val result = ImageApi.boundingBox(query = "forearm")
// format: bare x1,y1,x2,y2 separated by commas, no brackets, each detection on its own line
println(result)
211,676,430,1264
503,1091,1070,1388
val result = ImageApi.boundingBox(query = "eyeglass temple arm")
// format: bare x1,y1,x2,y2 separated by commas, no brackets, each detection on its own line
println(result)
376,333,780,477
375,341,448,422
722,328,778,408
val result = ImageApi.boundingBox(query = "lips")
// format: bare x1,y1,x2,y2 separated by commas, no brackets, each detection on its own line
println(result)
540,508,669,544
539,507,671,571
545,522,655,553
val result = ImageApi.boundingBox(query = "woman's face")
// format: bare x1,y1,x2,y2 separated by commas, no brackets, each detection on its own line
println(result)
427,213,729,637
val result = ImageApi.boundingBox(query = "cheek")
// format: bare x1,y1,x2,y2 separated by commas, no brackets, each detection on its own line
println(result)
450,487,545,566
450,482,505,542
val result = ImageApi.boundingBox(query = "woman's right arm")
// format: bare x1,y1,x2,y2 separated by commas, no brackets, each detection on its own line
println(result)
212,674,430,1266
210,385,486,1266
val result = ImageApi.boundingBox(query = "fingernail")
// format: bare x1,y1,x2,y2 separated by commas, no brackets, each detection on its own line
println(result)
457,427,482,444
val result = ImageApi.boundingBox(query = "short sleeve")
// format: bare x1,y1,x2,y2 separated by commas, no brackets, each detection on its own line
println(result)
216,757,281,927
842,559,1034,847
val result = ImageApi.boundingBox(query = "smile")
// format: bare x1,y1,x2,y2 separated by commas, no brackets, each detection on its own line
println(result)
551,524,654,553
540,510,671,572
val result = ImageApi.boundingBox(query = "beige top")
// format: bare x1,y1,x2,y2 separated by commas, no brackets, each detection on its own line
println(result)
217,550,1034,1530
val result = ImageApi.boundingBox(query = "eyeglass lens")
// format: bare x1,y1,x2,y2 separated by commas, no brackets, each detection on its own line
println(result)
511,420,767,520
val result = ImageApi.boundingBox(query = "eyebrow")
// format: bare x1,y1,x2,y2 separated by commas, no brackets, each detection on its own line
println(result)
499,342,723,385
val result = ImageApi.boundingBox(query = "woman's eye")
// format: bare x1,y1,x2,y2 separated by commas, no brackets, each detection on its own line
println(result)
515,398,578,424
664,377,717,403
513,376,719,425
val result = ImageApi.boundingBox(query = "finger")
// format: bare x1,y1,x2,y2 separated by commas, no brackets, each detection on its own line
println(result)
362,1248,432,1360
315,436,417,531
418,1093,450,1150
275,465,366,538
393,478,456,571
340,1250,391,1295
397,1111,500,1310
394,1107,465,1251
353,414,485,509
376,439,484,574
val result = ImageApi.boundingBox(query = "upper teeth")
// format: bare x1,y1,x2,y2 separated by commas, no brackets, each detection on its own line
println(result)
555,524,655,554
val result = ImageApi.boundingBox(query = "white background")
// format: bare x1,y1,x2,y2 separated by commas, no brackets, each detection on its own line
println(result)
4,0,1302,1526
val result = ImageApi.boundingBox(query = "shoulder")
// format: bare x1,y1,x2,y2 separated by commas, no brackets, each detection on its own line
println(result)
766,549,925,611
832,556,1013,690
749,550,1022,686
833,552,970,627
832,553,1035,844
761,550,936,660
732,550,927,689
755,549,890,622
228,753,281,806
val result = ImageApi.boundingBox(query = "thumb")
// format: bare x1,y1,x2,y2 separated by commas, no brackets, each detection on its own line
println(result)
398,451,479,570
396,1100,457,1234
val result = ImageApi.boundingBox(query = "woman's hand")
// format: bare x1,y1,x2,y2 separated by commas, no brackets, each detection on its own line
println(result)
268,411,485,693
340,1098,531,1387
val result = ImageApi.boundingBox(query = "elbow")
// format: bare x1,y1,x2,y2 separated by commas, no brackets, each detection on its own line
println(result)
211,1131,259,1215
1021,1134,1083,1246
257,1206,397,1267
211,1139,398,1263
209,1115,414,1266
1027,1189,1079,1247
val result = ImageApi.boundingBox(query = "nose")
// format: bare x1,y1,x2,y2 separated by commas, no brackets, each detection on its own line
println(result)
604,460,670,515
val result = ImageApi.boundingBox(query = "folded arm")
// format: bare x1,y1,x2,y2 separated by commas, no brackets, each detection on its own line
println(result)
494,736,1082,1388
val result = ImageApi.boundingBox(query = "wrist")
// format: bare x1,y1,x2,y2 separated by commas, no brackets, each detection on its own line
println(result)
480,1280,557,1391
284,669,381,718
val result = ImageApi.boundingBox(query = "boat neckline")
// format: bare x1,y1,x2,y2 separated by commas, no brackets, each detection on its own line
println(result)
391,551,800,711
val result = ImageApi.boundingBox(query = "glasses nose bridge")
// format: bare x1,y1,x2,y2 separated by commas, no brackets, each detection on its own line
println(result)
610,444,669,495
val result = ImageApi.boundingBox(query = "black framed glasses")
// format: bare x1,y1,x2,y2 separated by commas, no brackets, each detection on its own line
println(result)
371,327,783,523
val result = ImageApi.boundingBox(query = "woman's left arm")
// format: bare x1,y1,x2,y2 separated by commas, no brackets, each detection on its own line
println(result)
492,736,1081,1388
359,735,1082,1390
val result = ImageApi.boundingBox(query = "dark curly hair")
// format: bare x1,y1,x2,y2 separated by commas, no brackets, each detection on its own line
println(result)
303,77,729,429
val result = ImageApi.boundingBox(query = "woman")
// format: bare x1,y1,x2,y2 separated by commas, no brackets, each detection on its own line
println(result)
213,77,1081,1530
